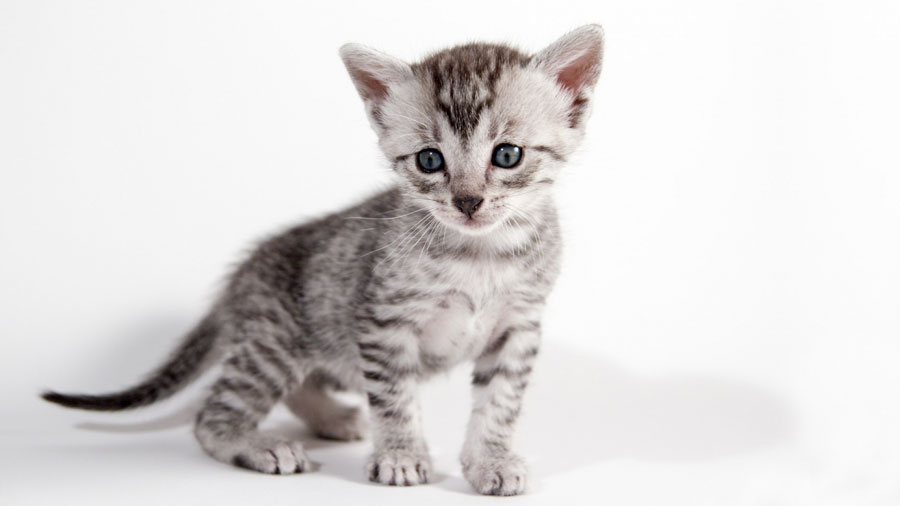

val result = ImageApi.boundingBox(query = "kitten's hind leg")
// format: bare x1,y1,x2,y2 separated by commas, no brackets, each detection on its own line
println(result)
194,341,312,474
284,370,369,441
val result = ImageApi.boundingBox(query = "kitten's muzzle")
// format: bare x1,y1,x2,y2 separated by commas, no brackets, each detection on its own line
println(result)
453,196,484,218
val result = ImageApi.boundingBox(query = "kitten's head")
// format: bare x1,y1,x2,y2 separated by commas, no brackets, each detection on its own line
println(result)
340,25,603,236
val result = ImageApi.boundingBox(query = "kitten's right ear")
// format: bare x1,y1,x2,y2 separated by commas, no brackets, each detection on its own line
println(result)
533,25,605,96
533,25,604,128
339,43,412,106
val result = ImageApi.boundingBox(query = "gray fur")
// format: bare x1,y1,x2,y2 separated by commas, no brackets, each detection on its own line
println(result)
42,25,605,495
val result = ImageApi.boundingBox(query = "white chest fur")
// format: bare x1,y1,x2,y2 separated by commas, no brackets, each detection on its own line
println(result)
416,257,522,367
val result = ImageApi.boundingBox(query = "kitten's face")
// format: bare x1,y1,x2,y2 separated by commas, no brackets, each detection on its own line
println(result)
341,27,604,237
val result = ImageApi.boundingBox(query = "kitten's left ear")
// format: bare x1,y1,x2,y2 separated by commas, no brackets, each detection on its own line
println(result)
533,25,605,124
339,43,413,106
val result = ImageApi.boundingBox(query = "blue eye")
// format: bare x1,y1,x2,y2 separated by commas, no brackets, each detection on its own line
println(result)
492,144,523,168
416,149,444,173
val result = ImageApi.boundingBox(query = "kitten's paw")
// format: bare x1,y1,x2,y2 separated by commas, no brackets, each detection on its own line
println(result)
310,406,369,441
231,436,313,475
462,454,529,496
366,449,432,486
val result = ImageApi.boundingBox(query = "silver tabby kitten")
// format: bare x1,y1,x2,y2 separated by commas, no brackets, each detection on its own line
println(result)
42,25,604,496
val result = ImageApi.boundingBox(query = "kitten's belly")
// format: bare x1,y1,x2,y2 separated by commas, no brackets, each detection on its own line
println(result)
417,295,504,368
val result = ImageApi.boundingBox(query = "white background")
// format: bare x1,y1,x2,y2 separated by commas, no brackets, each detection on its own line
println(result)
1,1,898,504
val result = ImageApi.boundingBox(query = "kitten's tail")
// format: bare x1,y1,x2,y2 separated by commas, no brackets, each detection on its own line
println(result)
40,313,222,411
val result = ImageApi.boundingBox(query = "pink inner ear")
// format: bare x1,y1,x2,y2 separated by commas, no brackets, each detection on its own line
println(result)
555,49,601,96
355,69,390,102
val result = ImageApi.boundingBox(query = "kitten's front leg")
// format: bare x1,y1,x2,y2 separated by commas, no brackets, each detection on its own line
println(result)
461,319,541,496
357,332,431,486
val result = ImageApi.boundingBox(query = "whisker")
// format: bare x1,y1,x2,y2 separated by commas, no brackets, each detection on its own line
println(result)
416,217,442,268
345,207,429,221
395,214,435,268
359,213,431,259
378,214,433,267
501,187,551,199
504,203,547,270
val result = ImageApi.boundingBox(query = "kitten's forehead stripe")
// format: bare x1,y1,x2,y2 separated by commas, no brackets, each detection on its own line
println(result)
431,123,442,144
412,43,530,142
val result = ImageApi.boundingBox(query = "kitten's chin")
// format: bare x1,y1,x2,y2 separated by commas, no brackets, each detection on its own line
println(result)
435,213,502,236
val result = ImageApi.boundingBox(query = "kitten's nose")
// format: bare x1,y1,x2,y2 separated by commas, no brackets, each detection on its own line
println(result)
453,196,484,218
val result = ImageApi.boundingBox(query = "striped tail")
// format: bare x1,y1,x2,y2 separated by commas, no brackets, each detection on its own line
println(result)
41,314,221,411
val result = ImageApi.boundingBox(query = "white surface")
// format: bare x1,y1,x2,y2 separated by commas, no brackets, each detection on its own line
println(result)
1,1,899,504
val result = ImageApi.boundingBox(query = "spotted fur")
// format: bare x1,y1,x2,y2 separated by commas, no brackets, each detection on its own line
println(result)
42,25,605,496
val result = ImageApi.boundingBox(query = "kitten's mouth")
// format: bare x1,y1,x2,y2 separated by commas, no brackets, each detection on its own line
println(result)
435,212,501,235
462,218,489,229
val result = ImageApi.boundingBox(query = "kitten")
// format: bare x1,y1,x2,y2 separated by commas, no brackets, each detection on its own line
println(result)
42,25,604,496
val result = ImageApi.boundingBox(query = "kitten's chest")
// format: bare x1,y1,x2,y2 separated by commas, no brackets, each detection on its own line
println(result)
415,259,523,369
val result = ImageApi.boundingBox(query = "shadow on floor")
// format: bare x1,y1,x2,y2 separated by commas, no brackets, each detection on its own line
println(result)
57,321,793,493
521,346,793,475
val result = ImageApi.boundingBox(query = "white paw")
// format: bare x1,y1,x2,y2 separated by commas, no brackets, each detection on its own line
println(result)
231,436,313,475
366,449,432,486
462,454,529,496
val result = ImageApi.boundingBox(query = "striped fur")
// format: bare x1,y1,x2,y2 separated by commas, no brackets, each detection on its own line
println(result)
41,25,604,495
